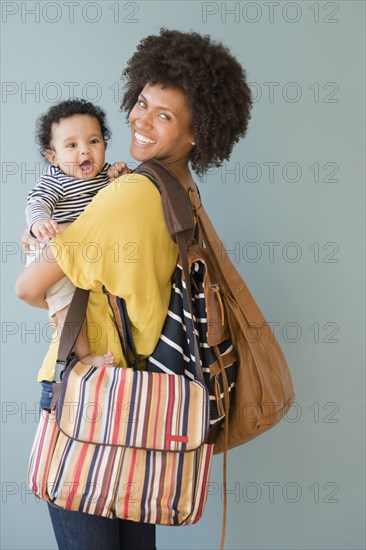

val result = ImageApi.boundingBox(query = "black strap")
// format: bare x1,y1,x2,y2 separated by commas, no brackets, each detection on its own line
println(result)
103,287,138,369
117,297,138,368
53,288,89,383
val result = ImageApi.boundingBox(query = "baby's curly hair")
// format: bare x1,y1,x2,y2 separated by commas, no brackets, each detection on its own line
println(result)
36,99,112,156
121,29,253,176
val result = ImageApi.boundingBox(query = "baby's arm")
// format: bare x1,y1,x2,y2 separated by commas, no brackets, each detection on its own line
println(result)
26,172,64,240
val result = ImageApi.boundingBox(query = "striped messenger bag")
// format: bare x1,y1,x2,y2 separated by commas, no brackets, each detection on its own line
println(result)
28,286,213,527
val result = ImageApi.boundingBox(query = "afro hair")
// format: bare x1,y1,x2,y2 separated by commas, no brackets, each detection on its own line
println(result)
121,29,253,176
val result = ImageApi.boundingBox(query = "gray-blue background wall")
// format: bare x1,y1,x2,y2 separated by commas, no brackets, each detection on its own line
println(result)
1,1,365,549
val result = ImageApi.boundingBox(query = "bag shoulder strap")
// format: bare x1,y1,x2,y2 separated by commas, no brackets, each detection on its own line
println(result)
53,288,89,382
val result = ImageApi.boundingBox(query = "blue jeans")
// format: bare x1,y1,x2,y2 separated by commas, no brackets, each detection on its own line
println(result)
40,380,54,411
40,383,157,550
47,503,156,550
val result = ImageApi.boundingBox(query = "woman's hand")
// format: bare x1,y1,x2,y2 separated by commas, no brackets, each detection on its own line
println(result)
20,228,46,257
107,162,132,181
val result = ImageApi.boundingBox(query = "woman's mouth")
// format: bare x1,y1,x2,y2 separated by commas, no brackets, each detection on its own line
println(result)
134,131,156,145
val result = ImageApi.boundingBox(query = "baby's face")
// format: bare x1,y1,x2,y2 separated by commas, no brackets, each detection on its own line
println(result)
45,114,106,179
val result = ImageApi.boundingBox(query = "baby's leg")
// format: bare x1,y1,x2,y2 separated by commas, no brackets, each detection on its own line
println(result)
54,307,114,367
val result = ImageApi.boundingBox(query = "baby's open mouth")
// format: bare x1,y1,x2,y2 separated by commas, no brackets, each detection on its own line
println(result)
80,160,94,174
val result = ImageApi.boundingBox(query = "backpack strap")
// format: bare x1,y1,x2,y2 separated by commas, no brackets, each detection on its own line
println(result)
135,159,196,240
135,160,204,382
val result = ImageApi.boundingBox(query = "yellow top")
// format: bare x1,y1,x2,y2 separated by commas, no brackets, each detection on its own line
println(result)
38,173,178,382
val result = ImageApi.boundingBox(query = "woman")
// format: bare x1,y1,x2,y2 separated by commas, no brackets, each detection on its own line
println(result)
16,29,253,550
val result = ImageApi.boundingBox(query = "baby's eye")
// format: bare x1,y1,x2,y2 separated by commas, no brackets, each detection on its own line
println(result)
66,143,76,148
90,138,99,144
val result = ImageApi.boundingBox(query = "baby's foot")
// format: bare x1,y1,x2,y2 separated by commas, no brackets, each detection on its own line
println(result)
81,352,114,368
103,351,114,366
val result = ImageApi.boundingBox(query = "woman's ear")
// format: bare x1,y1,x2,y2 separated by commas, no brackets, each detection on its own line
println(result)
43,149,57,165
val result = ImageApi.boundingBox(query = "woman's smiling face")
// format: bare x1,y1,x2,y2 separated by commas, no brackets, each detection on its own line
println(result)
128,83,194,165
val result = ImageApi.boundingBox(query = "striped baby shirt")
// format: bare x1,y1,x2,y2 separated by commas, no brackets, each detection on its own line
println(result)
26,162,111,230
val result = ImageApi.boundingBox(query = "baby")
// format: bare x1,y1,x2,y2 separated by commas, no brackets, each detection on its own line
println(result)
25,98,128,367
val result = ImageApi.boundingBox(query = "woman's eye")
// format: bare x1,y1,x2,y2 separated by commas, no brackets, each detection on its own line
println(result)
159,113,170,120
138,99,146,108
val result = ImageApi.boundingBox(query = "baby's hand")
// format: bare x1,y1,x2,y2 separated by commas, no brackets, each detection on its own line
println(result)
107,162,131,181
32,219,60,241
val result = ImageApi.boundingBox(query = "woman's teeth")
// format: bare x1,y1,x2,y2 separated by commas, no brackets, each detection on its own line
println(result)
135,132,156,145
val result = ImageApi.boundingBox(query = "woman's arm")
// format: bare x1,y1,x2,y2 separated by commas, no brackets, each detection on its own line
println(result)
15,245,65,308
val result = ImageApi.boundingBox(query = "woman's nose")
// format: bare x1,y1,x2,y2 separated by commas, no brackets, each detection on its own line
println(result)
136,110,153,129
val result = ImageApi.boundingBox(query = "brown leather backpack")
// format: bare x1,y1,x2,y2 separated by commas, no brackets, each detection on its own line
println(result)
135,159,295,443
